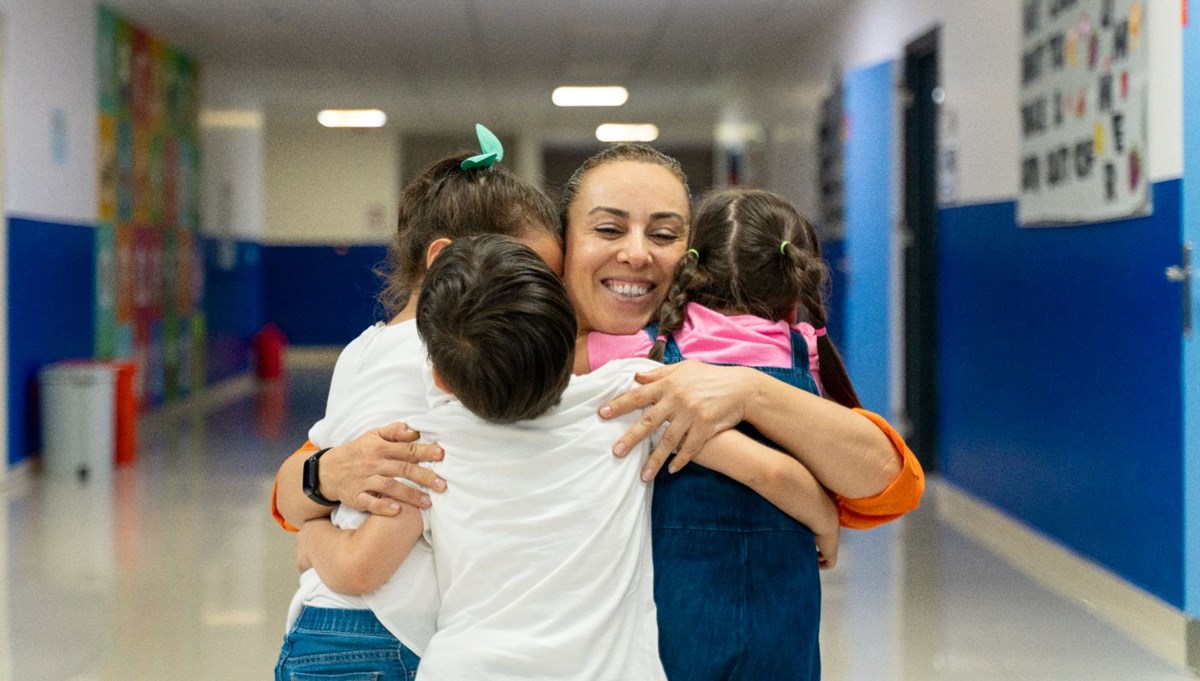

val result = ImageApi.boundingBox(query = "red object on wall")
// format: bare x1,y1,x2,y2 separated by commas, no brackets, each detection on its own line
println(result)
253,323,288,380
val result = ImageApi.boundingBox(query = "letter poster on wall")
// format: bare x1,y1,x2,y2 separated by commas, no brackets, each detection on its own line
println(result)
1018,0,1150,225
97,5,202,405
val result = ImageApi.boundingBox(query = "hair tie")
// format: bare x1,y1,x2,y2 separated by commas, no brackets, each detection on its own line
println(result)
460,123,504,170
812,327,827,337
779,240,791,255
654,333,668,346
686,248,700,260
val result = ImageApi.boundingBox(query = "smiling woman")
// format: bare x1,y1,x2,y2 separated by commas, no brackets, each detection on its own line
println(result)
560,145,691,336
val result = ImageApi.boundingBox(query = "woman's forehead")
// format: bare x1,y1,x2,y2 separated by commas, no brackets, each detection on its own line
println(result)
575,161,689,212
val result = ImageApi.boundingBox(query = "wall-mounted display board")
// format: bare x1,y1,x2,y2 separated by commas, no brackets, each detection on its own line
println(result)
96,5,203,405
1018,0,1150,225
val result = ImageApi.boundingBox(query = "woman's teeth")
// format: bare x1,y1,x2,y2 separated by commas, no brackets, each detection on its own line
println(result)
606,282,651,297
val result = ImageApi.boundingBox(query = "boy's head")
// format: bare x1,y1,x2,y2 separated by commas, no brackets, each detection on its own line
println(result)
416,234,577,424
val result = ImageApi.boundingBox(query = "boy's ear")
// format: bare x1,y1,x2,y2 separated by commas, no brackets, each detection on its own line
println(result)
431,368,451,394
425,238,453,268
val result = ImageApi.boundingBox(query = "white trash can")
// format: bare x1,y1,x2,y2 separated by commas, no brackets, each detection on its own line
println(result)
39,362,116,482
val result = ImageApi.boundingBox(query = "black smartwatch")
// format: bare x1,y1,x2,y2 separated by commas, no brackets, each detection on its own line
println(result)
302,448,339,507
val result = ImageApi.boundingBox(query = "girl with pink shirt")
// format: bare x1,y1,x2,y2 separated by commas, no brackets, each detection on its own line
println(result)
587,187,864,680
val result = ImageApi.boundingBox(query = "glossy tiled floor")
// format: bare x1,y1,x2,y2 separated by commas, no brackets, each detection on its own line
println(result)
2,364,1195,680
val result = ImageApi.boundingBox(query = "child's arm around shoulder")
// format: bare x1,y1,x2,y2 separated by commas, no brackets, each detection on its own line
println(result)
299,505,426,595
691,431,839,568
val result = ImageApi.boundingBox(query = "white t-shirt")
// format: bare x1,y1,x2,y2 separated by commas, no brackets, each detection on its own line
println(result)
285,320,440,656
409,358,667,681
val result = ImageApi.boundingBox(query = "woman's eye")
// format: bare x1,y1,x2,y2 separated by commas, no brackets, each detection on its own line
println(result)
594,224,622,237
650,231,681,243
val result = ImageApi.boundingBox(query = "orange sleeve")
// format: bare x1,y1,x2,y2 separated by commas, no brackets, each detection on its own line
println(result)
835,408,925,530
272,440,321,533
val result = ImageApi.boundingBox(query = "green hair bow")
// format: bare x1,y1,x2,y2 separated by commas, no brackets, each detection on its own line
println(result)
460,123,504,170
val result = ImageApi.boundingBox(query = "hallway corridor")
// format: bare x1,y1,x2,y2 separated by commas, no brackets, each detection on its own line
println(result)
2,363,1194,680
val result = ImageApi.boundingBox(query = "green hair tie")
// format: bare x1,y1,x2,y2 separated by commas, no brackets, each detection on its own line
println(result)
779,240,790,255
686,248,700,260
460,123,504,170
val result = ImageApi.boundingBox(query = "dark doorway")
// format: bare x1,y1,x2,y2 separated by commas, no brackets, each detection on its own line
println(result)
903,28,940,472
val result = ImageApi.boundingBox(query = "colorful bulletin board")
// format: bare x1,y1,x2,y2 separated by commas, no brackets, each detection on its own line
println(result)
1018,0,1150,225
96,6,204,406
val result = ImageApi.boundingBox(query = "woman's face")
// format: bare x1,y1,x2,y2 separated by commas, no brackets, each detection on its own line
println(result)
564,161,689,335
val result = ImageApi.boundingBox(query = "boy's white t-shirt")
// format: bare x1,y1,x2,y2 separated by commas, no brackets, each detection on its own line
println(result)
285,320,440,656
407,357,666,681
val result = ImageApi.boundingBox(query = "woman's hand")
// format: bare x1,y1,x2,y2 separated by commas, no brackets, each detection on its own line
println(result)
320,422,447,515
599,361,759,480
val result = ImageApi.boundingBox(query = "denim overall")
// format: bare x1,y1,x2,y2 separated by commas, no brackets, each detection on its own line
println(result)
649,325,822,681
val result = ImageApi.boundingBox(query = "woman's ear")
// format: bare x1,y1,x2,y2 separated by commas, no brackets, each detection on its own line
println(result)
425,238,453,268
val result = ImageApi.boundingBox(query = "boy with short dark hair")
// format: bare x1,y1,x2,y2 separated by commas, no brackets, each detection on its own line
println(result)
301,234,668,680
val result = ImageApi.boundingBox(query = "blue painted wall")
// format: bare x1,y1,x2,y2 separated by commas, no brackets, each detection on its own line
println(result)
262,245,388,346
203,238,264,383
937,180,1183,607
7,217,96,467
1183,16,1200,618
842,60,895,413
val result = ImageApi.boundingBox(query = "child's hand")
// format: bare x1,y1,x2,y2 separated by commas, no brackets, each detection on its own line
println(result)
815,525,840,570
296,519,331,573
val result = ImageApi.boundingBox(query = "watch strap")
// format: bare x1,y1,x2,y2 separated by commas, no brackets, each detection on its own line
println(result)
302,448,339,507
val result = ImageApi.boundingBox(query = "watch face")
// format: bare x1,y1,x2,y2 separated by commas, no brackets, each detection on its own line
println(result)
303,450,338,506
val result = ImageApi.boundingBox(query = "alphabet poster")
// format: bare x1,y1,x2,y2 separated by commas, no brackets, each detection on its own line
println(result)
1018,0,1150,225
96,5,203,403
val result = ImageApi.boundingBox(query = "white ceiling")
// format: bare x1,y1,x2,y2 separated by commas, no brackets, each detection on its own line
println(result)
102,0,842,144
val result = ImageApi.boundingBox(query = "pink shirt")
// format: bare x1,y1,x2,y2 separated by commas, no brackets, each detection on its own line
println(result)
588,302,824,394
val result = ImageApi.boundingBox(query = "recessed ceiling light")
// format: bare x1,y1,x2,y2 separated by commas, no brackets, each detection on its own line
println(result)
552,86,628,107
595,123,659,142
317,109,387,128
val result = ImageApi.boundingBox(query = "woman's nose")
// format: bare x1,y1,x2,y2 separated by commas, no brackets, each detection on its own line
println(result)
618,235,651,267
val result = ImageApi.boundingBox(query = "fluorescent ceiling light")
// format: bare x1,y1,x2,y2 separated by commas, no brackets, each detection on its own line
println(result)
199,110,264,129
595,123,659,143
317,109,387,128
552,86,628,107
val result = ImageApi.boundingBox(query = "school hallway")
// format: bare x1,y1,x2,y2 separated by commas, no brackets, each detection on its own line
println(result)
0,361,1192,681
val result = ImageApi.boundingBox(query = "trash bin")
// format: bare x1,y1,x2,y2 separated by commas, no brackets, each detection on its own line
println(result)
253,323,287,380
39,361,116,482
108,360,139,466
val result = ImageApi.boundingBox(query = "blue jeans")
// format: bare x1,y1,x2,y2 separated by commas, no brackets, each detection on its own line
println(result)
275,607,420,681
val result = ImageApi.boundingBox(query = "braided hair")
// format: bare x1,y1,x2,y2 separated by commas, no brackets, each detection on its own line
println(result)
650,188,861,408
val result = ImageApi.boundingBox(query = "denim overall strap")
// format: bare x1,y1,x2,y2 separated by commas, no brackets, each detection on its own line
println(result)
644,323,821,681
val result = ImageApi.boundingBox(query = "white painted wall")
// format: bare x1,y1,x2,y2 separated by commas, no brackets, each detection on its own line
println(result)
0,0,98,474
264,123,398,244
200,66,267,240
0,0,96,222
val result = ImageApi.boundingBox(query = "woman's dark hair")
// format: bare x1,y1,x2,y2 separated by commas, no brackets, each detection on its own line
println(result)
651,188,861,408
378,152,561,317
557,143,689,226
416,234,577,424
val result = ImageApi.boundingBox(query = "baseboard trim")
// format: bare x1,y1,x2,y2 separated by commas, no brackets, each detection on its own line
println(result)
935,479,1194,671
0,457,36,493
285,346,343,368
140,373,258,430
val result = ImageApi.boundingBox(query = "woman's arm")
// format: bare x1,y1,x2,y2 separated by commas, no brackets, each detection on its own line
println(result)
692,429,839,568
603,361,906,500
273,422,448,532
298,510,425,595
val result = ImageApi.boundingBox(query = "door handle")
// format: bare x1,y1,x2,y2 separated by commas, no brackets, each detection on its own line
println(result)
1166,242,1192,338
